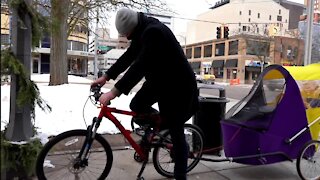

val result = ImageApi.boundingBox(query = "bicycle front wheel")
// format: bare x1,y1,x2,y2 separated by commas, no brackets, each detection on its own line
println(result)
36,130,113,180
152,124,204,178
296,140,320,180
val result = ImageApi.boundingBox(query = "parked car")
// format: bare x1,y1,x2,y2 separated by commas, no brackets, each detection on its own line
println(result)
202,74,215,84
194,73,203,83
194,73,215,84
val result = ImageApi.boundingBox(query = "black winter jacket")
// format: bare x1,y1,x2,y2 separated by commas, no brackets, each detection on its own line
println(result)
106,13,198,120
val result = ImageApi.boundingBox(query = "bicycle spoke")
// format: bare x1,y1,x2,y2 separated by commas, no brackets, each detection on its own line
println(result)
37,130,113,180
152,124,204,178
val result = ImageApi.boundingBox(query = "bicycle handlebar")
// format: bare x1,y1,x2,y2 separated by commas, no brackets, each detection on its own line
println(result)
91,84,102,102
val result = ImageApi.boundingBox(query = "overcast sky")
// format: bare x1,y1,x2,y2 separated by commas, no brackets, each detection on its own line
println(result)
107,0,304,37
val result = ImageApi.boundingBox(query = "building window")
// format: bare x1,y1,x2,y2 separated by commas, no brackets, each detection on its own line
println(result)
249,10,251,15
269,15,272,20
41,36,50,48
71,41,87,51
215,43,225,56
281,44,285,58
204,45,212,57
1,34,10,45
248,18,251,22
68,41,71,50
248,26,251,31
293,47,298,59
194,46,202,58
277,15,282,21
186,48,192,59
239,11,242,15
242,26,247,31
228,40,238,55
287,45,293,59
279,9,281,14
257,27,259,33
258,13,260,18
239,22,241,26
32,60,39,73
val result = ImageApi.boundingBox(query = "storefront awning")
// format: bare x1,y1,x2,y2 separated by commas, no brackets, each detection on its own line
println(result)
189,62,201,69
212,60,224,68
225,59,238,68
189,62,201,74
245,66,261,72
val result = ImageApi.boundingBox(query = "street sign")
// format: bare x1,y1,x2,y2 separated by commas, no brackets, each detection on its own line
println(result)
98,45,111,51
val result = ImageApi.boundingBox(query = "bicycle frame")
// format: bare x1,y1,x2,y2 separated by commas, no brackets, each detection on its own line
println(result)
90,105,151,161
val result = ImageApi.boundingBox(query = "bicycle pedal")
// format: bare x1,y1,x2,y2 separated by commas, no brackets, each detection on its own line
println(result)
135,128,145,136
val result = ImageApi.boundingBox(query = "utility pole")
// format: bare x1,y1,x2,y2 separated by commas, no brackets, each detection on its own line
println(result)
304,0,315,66
93,8,99,78
5,0,33,141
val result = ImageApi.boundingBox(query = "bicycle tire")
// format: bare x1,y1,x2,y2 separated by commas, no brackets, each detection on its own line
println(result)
36,130,113,180
152,124,204,178
296,140,320,180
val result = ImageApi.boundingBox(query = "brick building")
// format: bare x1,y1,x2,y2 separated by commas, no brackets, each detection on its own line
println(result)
187,34,304,84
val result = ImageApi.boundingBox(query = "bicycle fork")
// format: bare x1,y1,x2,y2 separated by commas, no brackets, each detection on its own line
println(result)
77,117,101,166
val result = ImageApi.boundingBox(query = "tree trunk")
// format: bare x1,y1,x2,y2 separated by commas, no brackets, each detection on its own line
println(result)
5,0,33,142
49,0,70,85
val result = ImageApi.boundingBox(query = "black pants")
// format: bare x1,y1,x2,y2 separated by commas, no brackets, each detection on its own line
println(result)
130,85,188,180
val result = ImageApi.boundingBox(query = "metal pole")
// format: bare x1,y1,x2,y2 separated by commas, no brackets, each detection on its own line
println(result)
304,0,315,66
93,8,99,78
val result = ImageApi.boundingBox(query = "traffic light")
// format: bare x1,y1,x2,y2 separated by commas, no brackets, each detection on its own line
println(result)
216,27,221,39
223,26,229,39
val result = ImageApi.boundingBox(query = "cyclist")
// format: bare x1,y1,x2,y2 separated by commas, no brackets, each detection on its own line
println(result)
91,8,199,180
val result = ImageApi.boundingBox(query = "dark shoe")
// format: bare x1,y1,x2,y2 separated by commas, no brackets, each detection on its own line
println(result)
132,116,150,126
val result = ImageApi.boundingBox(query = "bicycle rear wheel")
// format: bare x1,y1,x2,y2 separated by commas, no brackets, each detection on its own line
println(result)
152,124,204,178
36,130,113,180
296,140,320,180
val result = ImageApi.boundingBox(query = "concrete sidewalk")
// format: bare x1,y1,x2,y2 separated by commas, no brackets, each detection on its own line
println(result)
32,133,302,180
108,148,301,180
95,134,301,180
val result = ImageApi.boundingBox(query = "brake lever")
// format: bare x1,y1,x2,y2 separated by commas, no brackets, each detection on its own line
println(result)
94,93,102,103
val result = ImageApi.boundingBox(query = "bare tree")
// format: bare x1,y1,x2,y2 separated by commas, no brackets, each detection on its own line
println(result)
233,23,273,72
298,22,320,64
245,36,272,72
48,0,70,85
310,28,320,63
36,0,171,86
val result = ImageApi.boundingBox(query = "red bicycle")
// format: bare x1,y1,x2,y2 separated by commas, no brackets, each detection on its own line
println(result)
36,85,204,180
